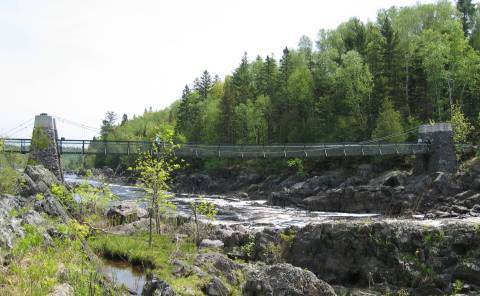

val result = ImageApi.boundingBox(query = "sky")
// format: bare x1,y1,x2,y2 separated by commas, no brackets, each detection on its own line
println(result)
0,0,438,139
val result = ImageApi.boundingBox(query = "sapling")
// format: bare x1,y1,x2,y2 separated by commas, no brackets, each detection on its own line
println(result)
130,127,180,247
190,197,217,245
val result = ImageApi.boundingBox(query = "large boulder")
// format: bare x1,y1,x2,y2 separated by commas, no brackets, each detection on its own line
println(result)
106,201,148,226
195,252,242,284
199,239,224,249
204,276,230,296
0,195,28,249
369,170,407,187
35,195,67,217
288,219,480,290
142,276,176,296
243,263,336,296
21,165,60,196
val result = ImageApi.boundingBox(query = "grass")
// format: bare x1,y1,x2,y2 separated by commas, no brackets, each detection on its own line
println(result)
89,233,244,295
0,224,109,296
89,233,196,269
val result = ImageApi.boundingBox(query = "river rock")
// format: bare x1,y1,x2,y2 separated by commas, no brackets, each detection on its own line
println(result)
204,276,230,296
287,219,480,290
0,195,25,249
195,252,242,284
243,263,336,296
35,195,67,217
50,283,74,296
106,201,148,225
20,210,45,226
213,225,249,250
108,218,150,235
142,276,176,296
369,170,407,187
199,239,224,249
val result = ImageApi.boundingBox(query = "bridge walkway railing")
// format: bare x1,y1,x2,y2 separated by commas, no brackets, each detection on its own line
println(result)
1,138,430,158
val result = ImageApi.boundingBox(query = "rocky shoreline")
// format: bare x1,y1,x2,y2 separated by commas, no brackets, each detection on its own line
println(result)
2,162,480,295
173,158,480,219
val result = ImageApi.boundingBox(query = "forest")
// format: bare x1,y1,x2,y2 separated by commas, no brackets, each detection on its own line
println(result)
98,0,480,155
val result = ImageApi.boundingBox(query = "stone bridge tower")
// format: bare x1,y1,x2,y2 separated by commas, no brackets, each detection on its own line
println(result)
415,123,457,173
28,113,64,181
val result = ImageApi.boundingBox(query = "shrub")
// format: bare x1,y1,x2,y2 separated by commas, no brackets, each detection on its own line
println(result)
451,105,473,143
190,198,217,244
287,158,305,176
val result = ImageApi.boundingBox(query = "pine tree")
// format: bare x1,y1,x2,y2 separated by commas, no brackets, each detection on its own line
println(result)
379,14,402,112
175,85,191,136
260,55,279,98
120,114,128,126
194,70,213,100
219,77,236,143
232,52,253,104
100,111,117,139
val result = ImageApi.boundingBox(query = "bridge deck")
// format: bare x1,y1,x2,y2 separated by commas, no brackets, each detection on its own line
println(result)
2,138,429,158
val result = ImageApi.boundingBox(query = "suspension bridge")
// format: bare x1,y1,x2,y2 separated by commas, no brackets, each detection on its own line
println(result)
0,113,458,180
1,138,429,158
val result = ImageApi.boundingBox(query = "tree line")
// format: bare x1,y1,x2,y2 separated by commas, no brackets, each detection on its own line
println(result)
100,0,480,150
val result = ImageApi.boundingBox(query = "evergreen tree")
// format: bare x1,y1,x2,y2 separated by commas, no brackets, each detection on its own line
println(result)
195,70,213,100
379,15,401,109
176,85,192,136
232,53,253,104
100,111,117,139
120,114,128,126
219,77,236,143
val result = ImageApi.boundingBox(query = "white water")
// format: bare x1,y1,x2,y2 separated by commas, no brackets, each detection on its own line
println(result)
65,174,379,229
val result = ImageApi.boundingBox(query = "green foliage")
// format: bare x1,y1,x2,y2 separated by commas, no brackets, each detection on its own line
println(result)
279,228,297,247
89,233,208,294
13,224,45,257
423,229,445,249
35,193,45,201
452,279,464,295
51,181,117,219
0,164,24,195
75,181,117,217
67,220,90,240
287,158,305,176
397,289,411,296
240,234,256,259
95,1,480,164
204,159,227,173
0,151,26,195
190,198,218,244
9,206,30,218
129,130,181,246
2,224,107,295
51,183,77,213
451,104,473,142
372,98,406,143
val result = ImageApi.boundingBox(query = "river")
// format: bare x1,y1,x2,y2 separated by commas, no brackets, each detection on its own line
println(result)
65,174,378,230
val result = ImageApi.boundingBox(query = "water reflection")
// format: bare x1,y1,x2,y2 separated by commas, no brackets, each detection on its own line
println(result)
101,258,146,295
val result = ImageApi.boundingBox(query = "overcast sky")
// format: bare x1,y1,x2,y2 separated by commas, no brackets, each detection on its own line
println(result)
0,0,437,139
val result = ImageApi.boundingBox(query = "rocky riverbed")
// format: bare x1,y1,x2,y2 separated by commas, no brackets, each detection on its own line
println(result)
174,158,480,219
2,163,480,295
